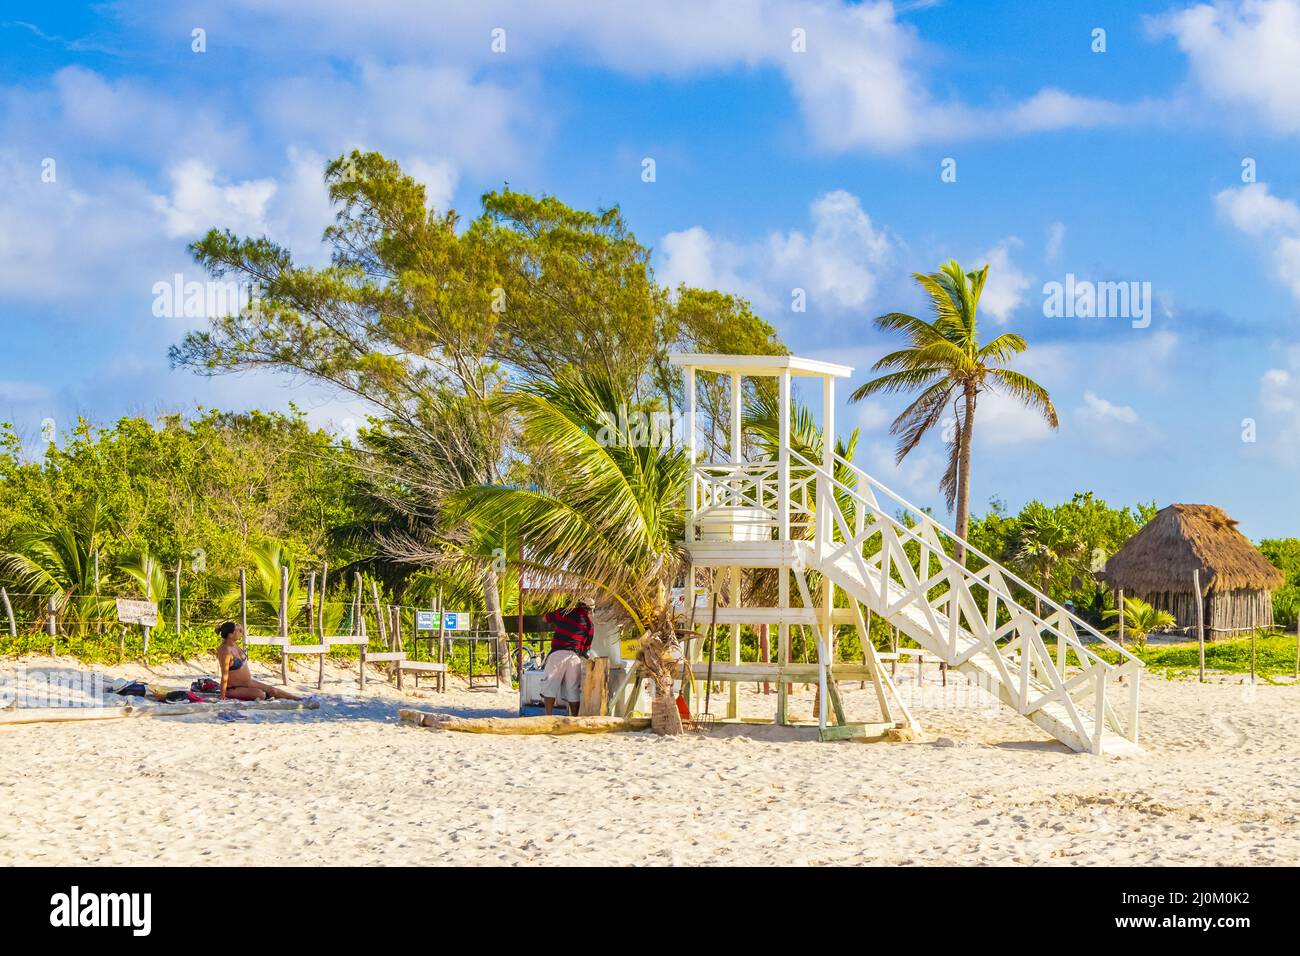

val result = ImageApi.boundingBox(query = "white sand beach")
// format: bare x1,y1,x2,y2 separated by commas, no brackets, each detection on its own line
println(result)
1,655,1297,866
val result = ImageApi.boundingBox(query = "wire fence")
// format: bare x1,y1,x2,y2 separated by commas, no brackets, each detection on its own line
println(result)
0,588,521,677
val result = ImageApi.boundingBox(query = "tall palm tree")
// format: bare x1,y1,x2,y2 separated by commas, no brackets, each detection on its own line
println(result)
1011,505,1083,615
850,260,1058,563
449,369,689,732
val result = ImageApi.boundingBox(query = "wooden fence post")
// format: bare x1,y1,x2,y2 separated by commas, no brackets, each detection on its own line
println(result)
142,574,151,657
318,562,328,638
1193,570,1205,683
174,561,182,635
0,587,14,638
238,569,247,639
306,571,316,640
47,595,58,652
279,564,289,685
436,587,445,673
371,579,387,648
1250,628,1257,684
353,572,365,688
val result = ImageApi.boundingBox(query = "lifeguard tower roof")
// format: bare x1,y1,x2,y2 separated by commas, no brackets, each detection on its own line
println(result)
667,353,852,378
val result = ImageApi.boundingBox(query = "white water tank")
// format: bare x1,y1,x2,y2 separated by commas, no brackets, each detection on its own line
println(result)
696,506,774,542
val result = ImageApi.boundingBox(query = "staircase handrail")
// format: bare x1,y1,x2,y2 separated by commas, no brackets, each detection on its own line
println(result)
787,447,1142,669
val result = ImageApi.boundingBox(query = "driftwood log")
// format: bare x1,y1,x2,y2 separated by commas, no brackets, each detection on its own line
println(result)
0,698,320,726
399,708,649,735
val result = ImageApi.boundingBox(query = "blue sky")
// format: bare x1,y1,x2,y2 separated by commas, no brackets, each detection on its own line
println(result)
1,1,1299,537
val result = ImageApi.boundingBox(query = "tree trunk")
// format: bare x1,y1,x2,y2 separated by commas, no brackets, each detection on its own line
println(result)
482,567,514,683
953,385,977,566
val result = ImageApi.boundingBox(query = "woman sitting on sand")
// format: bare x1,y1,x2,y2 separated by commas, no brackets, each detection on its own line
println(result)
215,621,302,702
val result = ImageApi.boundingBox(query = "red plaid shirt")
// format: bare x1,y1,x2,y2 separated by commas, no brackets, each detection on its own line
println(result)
545,608,593,656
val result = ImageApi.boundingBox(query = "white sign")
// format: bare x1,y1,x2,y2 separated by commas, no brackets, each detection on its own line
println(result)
415,610,436,631
442,612,470,631
116,598,158,627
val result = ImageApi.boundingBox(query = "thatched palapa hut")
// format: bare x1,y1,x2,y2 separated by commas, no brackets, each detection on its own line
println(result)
1103,504,1284,638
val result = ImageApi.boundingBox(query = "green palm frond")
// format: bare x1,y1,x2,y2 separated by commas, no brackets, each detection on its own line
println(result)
988,369,1059,428
220,541,308,628
450,368,687,630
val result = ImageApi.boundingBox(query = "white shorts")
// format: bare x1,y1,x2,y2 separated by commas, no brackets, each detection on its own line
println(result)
541,649,585,702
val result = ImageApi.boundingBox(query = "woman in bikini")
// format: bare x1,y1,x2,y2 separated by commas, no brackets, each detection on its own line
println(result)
215,621,302,701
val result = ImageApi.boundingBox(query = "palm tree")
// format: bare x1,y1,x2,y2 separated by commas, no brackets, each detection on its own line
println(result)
220,541,307,630
1104,596,1174,647
450,369,689,733
1011,505,1084,616
850,260,1058,563
120,547,169,604
0,507,115,633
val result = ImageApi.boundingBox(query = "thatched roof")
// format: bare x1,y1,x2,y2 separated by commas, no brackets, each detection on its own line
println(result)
1103,504,1284,594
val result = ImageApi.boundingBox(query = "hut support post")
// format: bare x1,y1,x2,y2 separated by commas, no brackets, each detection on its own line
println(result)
1193,570,1205,683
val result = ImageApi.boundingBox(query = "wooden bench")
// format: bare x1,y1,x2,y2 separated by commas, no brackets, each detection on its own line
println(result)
246,633,332,688
396,659,447,692
320,635,446,692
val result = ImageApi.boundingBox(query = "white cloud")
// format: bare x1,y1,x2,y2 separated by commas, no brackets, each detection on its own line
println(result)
1045,222,1066,261
0,380,51,403
1216,183,1300,300
0,67,250,166
151,160,277,240
1003,88,1135,133
658,190,896,315
866,438,945,499
1147,329,1179,363
976,388,1056,445
1261,367,1296,410
127,0,1139,154
766,191,894,311
262,63,535,177
976,237,1030,323
1258,350,1300,466
657,226,748,295
1215,182,1300,236
1079,391,1139,425
404,158,459,213
1151,0,1300,134
857,400,891,431
0,150,178,304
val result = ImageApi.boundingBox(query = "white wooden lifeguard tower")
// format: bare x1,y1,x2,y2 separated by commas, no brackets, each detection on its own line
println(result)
670,353,1144,754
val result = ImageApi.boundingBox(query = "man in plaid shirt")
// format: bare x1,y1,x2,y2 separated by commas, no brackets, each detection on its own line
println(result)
541,600,594,715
